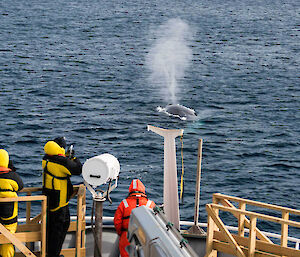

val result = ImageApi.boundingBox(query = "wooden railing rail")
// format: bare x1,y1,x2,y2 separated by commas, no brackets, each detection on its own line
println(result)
210,204,300,228
0,184,86,257
0,195,47,257
213,193,300,216
205,194,300,257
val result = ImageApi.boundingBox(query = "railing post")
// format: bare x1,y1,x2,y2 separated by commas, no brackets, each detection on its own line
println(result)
205,205,217,257
76,185,86,257
249,216,257,257
212,195,220,232
82,188,86,251
281,210,289,248
212,193,219,205
25,191,32,250
41,196,47,257
238,202,246,237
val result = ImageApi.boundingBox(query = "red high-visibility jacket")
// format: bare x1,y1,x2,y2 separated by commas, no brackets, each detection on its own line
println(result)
114,179,155,257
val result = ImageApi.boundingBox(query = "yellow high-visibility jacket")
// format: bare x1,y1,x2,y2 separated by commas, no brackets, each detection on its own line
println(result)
42,141,82,212
0,167,24,224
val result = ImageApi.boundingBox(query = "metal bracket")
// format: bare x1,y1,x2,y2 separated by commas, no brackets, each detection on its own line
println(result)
84,178,118,202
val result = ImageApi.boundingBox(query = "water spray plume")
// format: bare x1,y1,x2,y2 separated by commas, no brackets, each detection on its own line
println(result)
147,18,193,104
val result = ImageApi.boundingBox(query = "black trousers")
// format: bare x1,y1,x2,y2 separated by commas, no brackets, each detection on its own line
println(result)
46,205,70,257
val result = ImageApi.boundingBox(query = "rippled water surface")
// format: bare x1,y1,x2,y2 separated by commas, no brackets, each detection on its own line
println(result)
1,0,299,238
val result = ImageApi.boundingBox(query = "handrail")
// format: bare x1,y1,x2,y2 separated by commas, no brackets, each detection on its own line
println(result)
213,193,300,216
210,203,300,228
205,193,300,257
0,194,47,257
0,184,86,257
0,195,47,202
180,221,300,250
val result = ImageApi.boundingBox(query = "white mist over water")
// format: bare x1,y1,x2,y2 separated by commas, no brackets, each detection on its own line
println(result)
146,18,193,105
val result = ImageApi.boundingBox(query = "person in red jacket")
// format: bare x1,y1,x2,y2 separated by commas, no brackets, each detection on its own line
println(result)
114,179,155,257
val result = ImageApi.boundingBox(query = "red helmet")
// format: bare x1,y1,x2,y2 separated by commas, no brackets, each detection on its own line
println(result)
129,179,145,194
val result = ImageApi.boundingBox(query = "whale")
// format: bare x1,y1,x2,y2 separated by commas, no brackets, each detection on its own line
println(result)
164,104,197,120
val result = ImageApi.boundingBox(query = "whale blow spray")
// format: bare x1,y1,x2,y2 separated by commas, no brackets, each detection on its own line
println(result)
146,18,193,105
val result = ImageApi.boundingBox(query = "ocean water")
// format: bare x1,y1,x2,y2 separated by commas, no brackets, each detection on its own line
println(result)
1,0,299,239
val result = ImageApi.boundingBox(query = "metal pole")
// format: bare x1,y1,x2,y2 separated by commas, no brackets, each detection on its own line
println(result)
194,139,203,226
94,198,105,257
185,139,206,235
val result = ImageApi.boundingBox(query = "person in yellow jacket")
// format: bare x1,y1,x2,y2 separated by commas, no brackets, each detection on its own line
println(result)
42,137,82,257
0,149,24,257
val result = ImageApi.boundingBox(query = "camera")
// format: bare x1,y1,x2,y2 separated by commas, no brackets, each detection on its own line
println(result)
66,144,74,159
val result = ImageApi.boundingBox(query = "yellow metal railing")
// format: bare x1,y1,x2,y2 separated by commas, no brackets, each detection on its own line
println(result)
205,193,300,257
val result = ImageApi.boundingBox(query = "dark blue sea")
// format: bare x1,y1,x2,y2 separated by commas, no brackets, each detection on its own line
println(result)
1,0,299,240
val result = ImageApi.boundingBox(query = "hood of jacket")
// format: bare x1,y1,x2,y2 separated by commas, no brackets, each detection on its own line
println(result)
44,141,65,156
0,149,9,168
128,179,145,194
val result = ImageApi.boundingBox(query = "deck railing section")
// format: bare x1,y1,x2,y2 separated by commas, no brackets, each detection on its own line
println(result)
0,184,86,257
205,193,300,257
0,194,47,257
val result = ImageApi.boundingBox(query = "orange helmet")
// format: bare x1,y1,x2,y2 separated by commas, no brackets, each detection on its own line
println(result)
129,179,145,194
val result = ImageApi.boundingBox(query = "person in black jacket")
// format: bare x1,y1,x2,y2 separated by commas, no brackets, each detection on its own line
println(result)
0,149,24,257
42,137,82,257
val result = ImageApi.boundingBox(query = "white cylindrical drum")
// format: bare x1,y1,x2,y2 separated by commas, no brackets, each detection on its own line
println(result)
82,153,120,186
